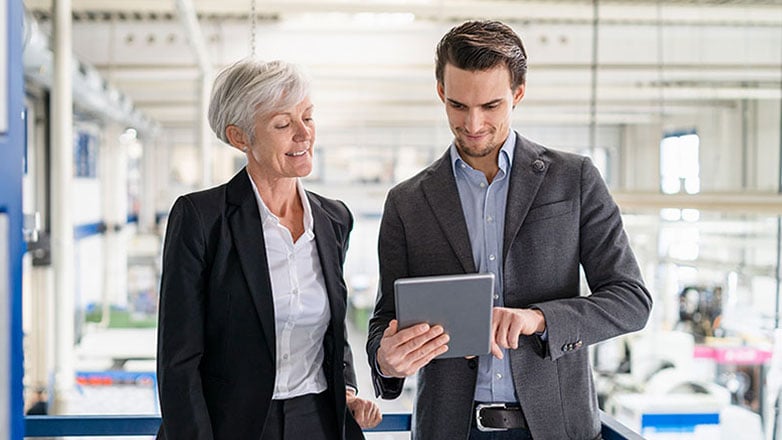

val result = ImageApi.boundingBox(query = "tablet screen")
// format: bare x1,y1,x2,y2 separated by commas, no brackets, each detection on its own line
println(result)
394,273,494,359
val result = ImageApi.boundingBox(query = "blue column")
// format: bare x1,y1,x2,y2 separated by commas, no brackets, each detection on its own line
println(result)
1,0,26,438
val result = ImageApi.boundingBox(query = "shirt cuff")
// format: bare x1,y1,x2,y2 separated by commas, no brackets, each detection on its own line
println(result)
375,358,394,379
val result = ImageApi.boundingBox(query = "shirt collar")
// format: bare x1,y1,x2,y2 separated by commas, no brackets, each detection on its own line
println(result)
246,170,314,235
450,129,516,176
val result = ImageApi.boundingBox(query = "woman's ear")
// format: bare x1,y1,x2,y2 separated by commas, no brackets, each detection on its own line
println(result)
225,125,249,153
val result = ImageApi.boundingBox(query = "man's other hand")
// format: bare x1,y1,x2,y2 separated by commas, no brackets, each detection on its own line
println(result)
490,308,546,359
376,319,449,377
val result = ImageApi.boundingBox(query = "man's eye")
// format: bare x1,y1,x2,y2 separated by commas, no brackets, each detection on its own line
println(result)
275,123,290,129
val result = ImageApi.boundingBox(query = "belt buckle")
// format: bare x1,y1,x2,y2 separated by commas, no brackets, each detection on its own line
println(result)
475,402,508,432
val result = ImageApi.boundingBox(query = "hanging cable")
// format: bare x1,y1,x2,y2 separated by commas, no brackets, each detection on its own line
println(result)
775,1,782,336
656,0,665,127
588,0,599,156
250,0,257,56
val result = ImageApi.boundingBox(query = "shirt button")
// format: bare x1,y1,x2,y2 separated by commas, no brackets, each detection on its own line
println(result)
461,163,467,169
283,354,289,360
486,216,493,223
493,294,499,300
495,373,502,380
479,182,486,188
292,288,299,295
489,254,496,261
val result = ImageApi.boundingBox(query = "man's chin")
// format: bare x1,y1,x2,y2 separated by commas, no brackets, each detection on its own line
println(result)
456,140,495,158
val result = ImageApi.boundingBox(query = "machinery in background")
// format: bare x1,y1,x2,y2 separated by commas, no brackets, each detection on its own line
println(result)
676,285,724,342
598,331,764,439
594,281,775,439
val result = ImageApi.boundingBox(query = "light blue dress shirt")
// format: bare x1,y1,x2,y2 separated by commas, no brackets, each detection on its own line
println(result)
450,130,519,404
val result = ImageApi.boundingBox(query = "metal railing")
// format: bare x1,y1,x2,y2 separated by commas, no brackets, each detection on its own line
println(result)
25,411,644,439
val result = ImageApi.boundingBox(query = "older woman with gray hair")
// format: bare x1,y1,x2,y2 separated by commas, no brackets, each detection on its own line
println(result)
157,58,381,440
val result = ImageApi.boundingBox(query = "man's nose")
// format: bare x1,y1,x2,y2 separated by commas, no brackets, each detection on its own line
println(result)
464,109,483,133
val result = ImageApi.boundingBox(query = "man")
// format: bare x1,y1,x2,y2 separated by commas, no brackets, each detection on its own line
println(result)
366,20,652,440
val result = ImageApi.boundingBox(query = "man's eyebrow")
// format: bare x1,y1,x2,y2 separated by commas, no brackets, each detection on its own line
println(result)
446,98,503,107
479,99,503,107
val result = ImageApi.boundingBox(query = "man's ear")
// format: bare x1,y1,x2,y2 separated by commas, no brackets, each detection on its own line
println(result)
225,125,249,152
436,82,446,103
512,83,526,107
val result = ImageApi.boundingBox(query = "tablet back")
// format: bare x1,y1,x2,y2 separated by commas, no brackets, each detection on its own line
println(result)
394,273,494,359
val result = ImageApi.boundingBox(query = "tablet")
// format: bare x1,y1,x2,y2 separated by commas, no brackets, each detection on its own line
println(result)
394,273,495,359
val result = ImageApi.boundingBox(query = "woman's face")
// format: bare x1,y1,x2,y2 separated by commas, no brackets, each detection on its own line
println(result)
246,96,315,179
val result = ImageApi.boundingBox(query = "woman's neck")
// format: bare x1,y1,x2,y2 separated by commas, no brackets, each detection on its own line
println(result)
247,167,301,219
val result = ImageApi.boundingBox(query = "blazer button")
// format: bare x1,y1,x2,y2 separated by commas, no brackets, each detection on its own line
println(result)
532,159,546,173
468,359,478,369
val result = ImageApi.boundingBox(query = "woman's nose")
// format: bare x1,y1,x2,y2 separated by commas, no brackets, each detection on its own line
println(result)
292,120,312,142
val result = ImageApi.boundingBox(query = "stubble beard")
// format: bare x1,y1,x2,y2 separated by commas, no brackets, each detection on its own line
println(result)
454,137,498,159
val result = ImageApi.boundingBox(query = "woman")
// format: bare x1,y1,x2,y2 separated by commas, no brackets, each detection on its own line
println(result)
157,58,381,440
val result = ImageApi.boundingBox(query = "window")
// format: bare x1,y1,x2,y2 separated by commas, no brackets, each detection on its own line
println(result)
660,131,700,194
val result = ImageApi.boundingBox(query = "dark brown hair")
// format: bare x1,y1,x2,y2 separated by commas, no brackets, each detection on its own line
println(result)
435,20,527,90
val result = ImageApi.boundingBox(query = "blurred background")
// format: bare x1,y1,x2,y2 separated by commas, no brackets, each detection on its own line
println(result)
3,0,782,438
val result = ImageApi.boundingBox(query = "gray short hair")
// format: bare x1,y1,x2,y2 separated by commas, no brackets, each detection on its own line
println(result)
208,58,310,145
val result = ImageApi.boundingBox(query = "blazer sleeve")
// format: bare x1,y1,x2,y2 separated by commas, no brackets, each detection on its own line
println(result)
157,196,214,439
366,192,406,399
532,157,653,361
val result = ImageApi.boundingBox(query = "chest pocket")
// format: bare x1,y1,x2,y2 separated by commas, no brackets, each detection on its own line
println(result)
523,199,574,225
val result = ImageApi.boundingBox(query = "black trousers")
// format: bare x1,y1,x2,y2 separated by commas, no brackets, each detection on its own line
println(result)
261,391,339,440
469,426,533,440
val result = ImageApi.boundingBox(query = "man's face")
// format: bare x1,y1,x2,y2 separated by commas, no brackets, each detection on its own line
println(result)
437,64,524,163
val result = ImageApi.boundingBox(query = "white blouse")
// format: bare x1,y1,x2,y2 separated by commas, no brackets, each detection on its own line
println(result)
248,173,331,399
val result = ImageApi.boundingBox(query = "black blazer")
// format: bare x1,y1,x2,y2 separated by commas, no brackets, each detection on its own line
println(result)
157,169,364,440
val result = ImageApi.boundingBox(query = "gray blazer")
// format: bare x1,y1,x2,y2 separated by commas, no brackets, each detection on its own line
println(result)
367,133,652,440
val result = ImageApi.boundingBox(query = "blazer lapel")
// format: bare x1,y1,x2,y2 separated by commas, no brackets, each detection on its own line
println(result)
225,169,276,360
421,151,476,274
309,195,346,327
503,133,549,260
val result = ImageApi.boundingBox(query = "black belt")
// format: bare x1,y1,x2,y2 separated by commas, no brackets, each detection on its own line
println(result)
473,402,528,432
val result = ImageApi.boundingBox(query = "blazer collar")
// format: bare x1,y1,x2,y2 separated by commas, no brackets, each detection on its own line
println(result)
421,132,550,271
309,196,347,335
421,151,477,273
502,132,549,260
225,169,277,359
225,169,345,359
